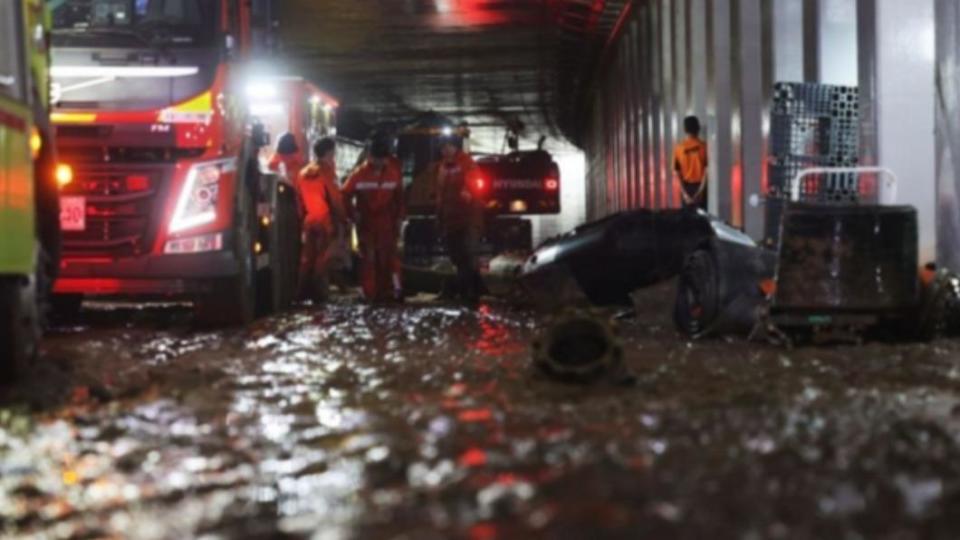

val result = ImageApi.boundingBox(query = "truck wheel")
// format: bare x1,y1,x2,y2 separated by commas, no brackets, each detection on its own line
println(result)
268,184,301,312
0,246,46,383
674,248,721,337
194,195,257,326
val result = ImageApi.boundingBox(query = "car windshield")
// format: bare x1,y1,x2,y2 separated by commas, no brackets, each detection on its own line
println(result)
50,0,219,47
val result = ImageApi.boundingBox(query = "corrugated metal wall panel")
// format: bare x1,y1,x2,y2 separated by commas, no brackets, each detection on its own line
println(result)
936,0,960,269
582,0,839,237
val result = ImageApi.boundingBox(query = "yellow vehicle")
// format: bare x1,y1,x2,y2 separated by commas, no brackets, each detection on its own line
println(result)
0,0,61,380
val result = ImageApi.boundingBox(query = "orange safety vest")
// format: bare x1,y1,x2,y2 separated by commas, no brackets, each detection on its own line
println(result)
269,153,305,185
297,161,345,226
343,157,405,230
435,151,482,227
673,136,708,184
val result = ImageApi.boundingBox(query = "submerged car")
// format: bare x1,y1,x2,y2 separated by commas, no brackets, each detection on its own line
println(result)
520,208,773,312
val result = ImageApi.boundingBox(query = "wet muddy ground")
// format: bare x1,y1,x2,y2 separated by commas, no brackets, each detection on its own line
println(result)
4,285,960,539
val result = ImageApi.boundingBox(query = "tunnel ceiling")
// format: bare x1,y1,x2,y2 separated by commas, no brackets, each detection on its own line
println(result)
277,0,628,150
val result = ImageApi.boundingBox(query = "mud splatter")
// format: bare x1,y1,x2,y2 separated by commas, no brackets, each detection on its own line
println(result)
3,287,960,538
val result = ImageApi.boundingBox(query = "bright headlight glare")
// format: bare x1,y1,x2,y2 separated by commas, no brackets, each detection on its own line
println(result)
169,160,232,233
246,82,278,100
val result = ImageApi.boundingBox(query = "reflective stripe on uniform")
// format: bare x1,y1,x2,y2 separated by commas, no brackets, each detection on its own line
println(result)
354,181,398,191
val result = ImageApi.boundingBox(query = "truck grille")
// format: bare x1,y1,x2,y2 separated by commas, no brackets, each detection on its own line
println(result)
57,146,204,164
61,165,170,258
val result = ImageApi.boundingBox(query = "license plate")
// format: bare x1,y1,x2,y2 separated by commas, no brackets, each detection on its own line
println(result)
60,196,86,232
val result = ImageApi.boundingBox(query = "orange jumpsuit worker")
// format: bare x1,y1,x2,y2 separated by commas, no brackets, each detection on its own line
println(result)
434,135,484,303
673,116,709,210
296,137,347,301
342,132,405,302
269,132,305,186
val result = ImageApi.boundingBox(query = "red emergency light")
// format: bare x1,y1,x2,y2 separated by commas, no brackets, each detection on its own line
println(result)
474,175,488,193
126,175,150,191
544,177,560,191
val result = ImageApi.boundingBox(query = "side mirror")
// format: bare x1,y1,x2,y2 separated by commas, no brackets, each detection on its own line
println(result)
224,34,236,58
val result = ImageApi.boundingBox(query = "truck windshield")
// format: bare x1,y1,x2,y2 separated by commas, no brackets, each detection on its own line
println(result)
49,0,221,111
51,0,219,47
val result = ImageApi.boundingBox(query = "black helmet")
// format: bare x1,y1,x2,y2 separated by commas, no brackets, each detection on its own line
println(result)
438,133,462,150
276,132,298,155
370,131,393,158
313,137,337,160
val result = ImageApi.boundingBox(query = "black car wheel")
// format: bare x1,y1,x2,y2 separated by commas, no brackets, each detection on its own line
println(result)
674,248,721,337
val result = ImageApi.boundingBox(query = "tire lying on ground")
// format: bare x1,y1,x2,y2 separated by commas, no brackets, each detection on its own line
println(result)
532,310,634,385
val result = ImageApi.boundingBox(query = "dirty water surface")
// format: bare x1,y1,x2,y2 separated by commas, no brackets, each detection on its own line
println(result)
3,287,960,539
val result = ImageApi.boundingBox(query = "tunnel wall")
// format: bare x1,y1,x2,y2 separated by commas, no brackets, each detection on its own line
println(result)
583,0,947,263
583,0,858,238
583,0,946,265
859,0,937,264
936,0,960,270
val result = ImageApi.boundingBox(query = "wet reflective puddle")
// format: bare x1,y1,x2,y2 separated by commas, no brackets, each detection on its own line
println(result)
4,293,960,538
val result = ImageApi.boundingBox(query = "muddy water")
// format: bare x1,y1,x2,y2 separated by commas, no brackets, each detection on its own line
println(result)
3,288,960,539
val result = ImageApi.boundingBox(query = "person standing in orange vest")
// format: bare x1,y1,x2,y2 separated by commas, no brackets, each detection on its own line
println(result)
342,132,405,302
673,116,709,210
296,138,347,301
434,136,484,304
268,132,306,187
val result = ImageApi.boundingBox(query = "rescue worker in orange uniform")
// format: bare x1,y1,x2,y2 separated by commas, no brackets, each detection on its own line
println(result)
673,116,709,210
343,133,405,302
434,135,484,303
296,138,347,301
268,132,305,186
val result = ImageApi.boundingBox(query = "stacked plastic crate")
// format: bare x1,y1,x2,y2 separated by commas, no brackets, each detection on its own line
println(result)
766,82,860,245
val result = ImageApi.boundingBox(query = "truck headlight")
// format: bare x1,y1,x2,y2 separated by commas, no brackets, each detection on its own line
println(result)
169,161,227,233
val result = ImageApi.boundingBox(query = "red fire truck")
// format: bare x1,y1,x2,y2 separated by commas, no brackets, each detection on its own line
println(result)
47,0,304,325
246,76,339,169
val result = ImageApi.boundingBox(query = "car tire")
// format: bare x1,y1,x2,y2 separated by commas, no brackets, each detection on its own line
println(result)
532,309,630,384
674,248,721,337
